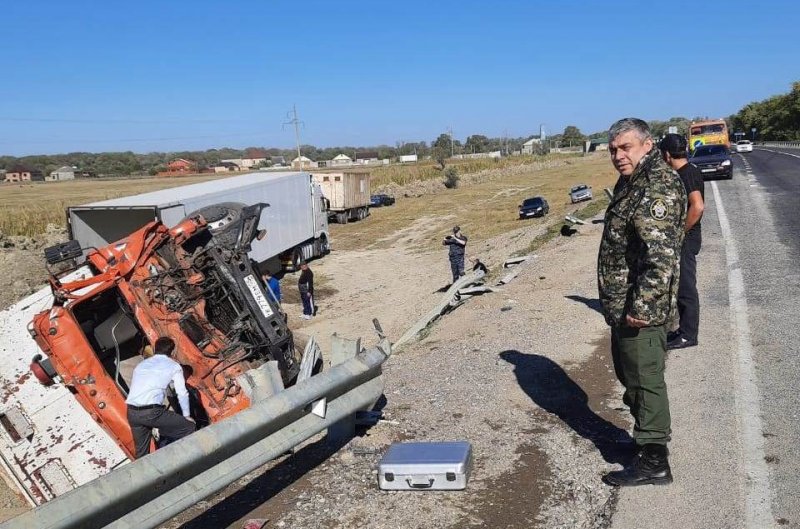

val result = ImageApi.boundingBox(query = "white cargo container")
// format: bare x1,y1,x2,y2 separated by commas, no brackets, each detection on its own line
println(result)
67,171,329,270
312,171,371,224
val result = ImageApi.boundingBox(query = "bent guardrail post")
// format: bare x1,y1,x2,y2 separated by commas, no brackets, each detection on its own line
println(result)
2,327,391,529
394,270,485,350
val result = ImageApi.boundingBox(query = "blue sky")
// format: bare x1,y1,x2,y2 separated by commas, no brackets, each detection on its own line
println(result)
1,0,798,156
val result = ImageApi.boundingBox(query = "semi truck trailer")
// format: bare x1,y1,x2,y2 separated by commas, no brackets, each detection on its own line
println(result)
67,171,330,271
312,171,371,224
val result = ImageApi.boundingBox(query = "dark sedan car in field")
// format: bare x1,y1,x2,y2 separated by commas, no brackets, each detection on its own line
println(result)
519,196,549,219
690,144,732,180
370,194,396,207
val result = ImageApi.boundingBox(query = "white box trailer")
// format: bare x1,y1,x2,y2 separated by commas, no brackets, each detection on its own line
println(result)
68,171,329,271
312,171,371,224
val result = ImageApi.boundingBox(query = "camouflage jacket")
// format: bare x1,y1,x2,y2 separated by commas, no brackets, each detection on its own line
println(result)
597,148,687,327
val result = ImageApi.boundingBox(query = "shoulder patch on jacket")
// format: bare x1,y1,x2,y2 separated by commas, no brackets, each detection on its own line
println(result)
650,199,668,220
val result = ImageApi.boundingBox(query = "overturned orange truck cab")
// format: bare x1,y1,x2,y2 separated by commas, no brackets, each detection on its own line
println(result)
28,203,299,459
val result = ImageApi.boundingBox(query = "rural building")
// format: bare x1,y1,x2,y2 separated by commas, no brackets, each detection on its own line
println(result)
158,158,196,177
212,161,240,173
398,154,418,163
354,151,379,164
588,137,609,152
330,154,353,167
291,156,317,169
221,158,266,170
521,136,544,155
3,165,44,183
48,166,76,181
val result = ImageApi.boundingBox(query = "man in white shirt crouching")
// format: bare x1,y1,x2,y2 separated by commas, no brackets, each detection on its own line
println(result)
126,337,196,459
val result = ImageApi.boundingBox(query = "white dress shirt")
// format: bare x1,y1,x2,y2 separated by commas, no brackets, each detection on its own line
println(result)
125,355,191,417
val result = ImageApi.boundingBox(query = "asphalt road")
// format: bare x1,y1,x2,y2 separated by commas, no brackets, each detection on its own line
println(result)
612,148,800,529
726,148,800,527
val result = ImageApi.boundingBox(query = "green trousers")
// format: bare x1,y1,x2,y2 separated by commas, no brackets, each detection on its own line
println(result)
611,324,671,446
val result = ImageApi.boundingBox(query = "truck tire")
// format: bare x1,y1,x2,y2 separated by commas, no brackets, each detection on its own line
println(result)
290,247,304,271
337,212,348,224
183,202,246,247
318,235,330,255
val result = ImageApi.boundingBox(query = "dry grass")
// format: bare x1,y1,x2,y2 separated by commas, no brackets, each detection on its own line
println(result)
368,154,570,188
0,155,616,243
0,174,225,237
330,155,618,252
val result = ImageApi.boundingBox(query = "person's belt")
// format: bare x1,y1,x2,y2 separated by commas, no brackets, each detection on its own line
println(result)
127,404,165,410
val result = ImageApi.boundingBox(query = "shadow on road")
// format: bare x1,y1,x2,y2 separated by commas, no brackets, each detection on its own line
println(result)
564,295,603,314
500,350,631,464
177,435,348,529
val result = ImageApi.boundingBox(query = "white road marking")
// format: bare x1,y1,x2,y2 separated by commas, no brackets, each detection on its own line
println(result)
711,181,776,529
756,147,800,160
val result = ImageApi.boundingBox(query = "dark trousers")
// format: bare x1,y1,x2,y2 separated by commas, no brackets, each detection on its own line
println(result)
678,235,701,341
301,291,314,316
449,256,464,282
127,406,195,459
611,325,671,446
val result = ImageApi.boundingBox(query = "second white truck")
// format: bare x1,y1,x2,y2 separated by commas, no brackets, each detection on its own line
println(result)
312,171,371,224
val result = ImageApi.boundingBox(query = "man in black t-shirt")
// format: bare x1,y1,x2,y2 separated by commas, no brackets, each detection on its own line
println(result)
660,134,705,349
298,263,315,320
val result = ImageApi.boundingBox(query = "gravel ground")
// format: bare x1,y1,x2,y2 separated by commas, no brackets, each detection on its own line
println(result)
165,215,629,529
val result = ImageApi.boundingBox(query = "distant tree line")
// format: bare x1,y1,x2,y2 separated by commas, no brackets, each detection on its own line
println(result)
13,82,797,180
0,133,544,178
729,81,800,141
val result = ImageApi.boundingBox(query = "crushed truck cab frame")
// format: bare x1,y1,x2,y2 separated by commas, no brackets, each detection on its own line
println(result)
10,204,301,504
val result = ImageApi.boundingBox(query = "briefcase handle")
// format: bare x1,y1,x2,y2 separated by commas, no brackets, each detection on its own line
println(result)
406,478,435,489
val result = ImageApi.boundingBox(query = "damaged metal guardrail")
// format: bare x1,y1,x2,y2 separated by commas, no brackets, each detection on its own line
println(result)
1,321,390,529
394,270,486,350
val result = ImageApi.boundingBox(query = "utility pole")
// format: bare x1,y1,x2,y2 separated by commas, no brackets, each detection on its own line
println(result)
283,104,304,167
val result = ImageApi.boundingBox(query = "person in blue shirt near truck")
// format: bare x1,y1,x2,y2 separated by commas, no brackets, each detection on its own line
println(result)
262,272,282,304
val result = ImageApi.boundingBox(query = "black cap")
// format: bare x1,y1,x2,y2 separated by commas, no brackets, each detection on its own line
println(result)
453,225,460,233
659,133,688,158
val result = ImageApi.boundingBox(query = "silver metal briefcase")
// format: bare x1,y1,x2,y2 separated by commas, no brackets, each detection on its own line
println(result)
377,441,472,491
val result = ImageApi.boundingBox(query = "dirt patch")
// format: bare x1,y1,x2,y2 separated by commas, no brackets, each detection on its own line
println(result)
458,433,552,528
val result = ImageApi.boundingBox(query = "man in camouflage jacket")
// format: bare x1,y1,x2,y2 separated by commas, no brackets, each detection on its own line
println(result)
598,118,687,487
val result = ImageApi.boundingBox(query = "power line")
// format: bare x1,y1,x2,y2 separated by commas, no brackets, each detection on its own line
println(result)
0,116,258,124
0,131,271,146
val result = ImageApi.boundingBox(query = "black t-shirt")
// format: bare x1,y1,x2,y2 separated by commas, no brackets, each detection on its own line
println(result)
298,269,314,294
678,163,705,240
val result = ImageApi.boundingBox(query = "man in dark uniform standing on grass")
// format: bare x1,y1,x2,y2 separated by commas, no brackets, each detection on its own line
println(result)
660,133,705,349
598,118,687,486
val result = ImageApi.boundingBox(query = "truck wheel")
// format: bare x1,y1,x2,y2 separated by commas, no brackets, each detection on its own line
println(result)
183,202,246,247
290,247,304,271
319,235,330,255
337,212,348,224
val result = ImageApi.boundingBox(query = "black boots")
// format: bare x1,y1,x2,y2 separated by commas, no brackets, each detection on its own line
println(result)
603,443,673,486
